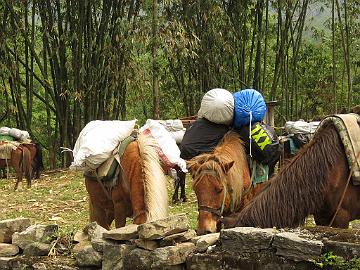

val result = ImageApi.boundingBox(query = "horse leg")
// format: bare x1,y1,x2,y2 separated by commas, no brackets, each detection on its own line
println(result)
177,169,187,202
88,199,112,230
113,201,129,228
172,177,180,203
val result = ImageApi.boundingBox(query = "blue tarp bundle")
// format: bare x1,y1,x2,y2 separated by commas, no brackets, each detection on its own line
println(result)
233,89,266,129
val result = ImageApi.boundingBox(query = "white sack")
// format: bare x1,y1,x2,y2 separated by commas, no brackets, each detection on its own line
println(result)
156,119,184,132
9,128,23,139
70,120,137,171
169,130,185,144
140,119,187,172
284,120,320,135
197,88,234,125
0,127,10,135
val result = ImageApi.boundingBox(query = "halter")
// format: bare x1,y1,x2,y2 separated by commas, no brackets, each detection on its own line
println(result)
196,168,229,217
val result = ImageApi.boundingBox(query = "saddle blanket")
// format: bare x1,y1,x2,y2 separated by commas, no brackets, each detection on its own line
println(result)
0,141,21,160
317,114,360,184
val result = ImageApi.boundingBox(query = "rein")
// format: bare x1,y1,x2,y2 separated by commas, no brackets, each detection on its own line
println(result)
196,168,229,217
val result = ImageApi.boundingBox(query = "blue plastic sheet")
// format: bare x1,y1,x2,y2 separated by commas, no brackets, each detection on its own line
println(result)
233,89,266,128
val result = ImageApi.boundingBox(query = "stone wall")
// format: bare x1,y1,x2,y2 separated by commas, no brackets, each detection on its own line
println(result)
1,214,360,270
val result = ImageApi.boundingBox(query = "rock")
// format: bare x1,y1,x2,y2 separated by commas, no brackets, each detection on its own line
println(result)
103,224,139,241
80,222,110,253
12,224,58,249
160,230,197,247
75,245,102,267
123,248,152,269
72,240,91,254
323,240,360,260
0,218,31,243
0,243,19,256
151,242,196,268
273,231,323,261
23,242,51,256
137,214,189,240
102,243,135,270
134,239,160,250
73,230,88,243
220,227,276,253
192,232,219,252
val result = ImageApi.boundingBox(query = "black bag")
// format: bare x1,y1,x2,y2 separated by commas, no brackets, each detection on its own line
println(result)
236,122,280,165
179,118,229,160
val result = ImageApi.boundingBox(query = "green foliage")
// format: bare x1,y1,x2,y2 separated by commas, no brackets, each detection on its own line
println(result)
312,252,360,270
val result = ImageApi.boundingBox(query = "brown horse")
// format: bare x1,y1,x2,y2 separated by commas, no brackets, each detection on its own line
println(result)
0,142,32,190
222,122,360,229
22,142,44,179
85,133,169,229
187,131,268,235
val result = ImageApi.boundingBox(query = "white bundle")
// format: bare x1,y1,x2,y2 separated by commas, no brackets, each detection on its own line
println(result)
140,119,187,172
0,127,10,135
8,128,30,141
284,120,320,135
197,88,234,125
70,120,137,171
154,119,185,144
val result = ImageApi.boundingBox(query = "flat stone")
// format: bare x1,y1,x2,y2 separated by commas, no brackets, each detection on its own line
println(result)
273,231,323,261
192,232,219,252
0,243,19,257
103,224,139,241
151,242,196,267
0,218,31,243
160,230,196,247
138,214,189,240
221,227,276,253
134,239,159,250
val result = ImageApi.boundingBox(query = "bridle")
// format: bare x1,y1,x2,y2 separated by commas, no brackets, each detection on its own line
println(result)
195,168,229,218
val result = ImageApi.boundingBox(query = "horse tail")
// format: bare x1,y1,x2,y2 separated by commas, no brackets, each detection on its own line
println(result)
137,133,168,221
21,147,33,182
35,143,44,170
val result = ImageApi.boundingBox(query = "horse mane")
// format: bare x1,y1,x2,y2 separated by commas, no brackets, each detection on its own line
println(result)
192,131,248,211
137,133,168,221
234,123,344,228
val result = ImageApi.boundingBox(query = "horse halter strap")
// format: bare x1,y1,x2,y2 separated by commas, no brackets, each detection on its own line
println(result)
197,169,228,217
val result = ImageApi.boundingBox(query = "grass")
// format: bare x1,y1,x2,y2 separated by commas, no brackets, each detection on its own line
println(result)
0,170,198,236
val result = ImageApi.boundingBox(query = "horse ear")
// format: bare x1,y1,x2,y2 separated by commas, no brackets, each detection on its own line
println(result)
223,160,234,174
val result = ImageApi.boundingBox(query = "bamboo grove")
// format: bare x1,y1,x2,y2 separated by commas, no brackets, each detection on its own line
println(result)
0,0,359,167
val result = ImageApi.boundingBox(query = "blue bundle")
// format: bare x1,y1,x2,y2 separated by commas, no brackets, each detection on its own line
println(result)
233,89,266,129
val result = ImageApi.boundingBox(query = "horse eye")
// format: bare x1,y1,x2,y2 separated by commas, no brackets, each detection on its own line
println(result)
215,185,223,193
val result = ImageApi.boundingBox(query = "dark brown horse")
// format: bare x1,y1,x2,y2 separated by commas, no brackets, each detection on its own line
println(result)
85,133,169,229
188,131,268,235
22,142,44,179
222,122,360,229
0,142,32,190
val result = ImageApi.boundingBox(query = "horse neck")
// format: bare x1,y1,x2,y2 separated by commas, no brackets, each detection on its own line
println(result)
237,124,345,228
214,138,249,211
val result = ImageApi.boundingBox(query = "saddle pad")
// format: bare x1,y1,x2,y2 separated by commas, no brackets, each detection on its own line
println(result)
0,141,21,160
317,114,360,184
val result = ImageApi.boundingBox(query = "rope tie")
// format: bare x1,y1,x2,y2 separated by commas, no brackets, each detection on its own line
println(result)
249,111,253,158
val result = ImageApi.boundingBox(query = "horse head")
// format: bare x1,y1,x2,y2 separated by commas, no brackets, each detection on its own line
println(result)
188,155,234,235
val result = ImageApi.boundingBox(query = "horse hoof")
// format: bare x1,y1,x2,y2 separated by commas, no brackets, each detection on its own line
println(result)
172,198,180,204
181,197,187,202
